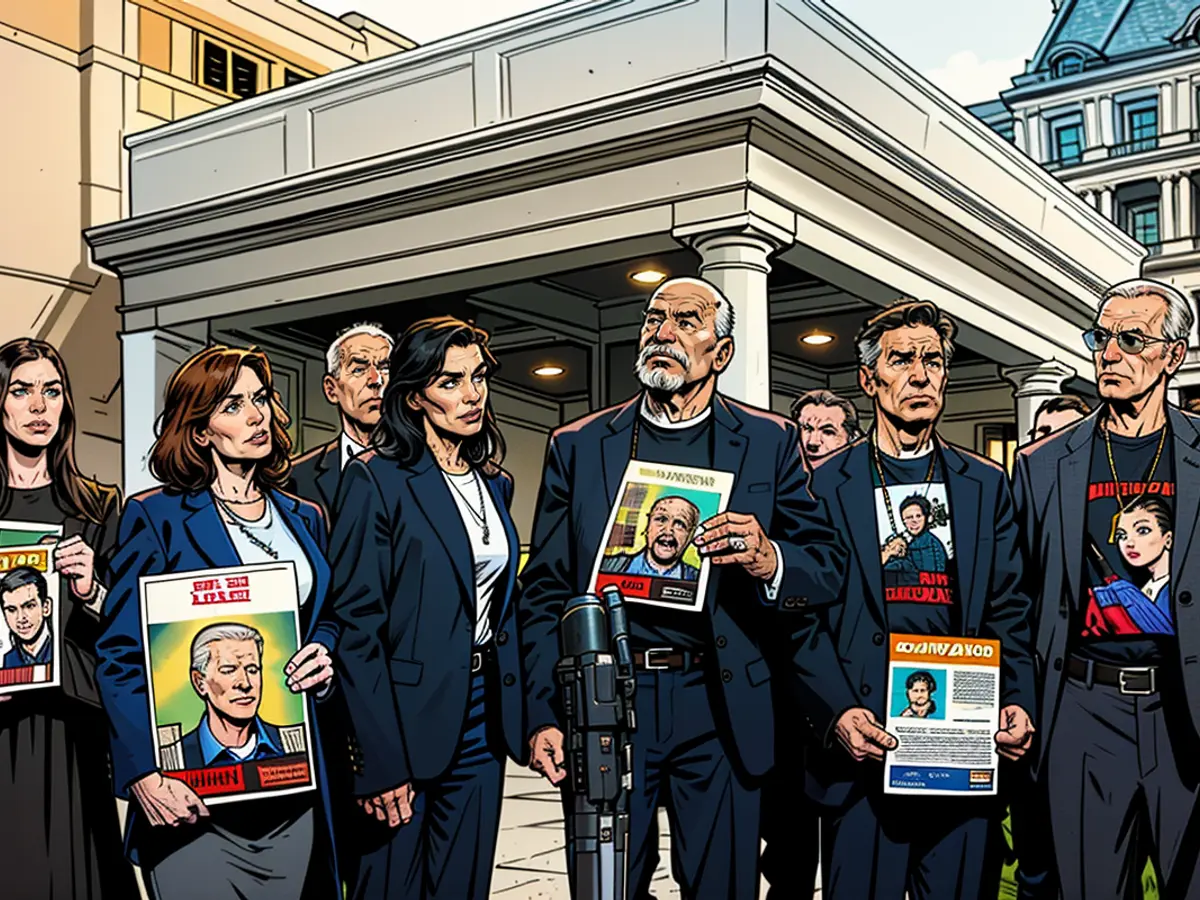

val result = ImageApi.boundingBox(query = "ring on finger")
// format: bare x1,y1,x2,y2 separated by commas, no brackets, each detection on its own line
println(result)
729,536,747,552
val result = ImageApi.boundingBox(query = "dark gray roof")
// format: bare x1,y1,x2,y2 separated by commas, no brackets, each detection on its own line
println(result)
1030,0,1196,71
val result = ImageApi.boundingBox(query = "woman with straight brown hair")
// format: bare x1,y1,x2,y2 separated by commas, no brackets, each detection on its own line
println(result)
96,344,341,899
0,337,137,899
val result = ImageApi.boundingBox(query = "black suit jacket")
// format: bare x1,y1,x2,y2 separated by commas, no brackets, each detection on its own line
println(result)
805,436,1036,807
1012,405,1200,770
324,449,527,796
289,440,341,524
518,393,849,780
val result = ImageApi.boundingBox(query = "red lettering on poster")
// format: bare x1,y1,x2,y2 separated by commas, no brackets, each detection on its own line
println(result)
257,760,311,788
178,764,245,796
1087,481,1174,502
595,572,651,598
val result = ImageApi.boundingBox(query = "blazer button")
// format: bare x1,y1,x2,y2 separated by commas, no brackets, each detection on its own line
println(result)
496,631,509,645
715,635,727,648
1053,657,1063,671
503,674,516,687
721,669,733,683
873,632,884,646
1181,591,1194,607
861,684,872,696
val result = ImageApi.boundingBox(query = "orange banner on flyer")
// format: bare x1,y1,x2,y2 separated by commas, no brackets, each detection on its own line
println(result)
889,634,1001,668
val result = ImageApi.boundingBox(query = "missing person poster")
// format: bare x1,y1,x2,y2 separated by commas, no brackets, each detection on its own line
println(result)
884,633,1001,796
590,460,734,612
0,542,61,694
139,562,315,805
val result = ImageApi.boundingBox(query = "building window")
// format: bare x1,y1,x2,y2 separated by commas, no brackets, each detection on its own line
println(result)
1051,119,1084,165
284,69,309,86
198,37,261,99
1052,53,1084,77
1126,200,1161,246
980,425,1018,473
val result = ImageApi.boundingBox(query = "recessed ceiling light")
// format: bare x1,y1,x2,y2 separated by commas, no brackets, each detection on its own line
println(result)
801,331,835,346
630,268,667,285
533,365,565,377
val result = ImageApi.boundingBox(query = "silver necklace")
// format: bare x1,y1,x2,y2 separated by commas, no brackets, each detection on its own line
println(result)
445,470,489,544
213,493,279,559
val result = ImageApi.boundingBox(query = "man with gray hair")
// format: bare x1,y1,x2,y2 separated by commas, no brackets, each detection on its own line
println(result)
177,623,287,770
790,389,864,465
1013,277,1200,899
289,322,393,522
520,274,849,898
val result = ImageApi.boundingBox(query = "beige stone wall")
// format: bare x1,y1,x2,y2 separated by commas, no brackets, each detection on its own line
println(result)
0,0,414,490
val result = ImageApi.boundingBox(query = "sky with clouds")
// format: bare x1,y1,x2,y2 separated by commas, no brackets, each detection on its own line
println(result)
310,0,1057,105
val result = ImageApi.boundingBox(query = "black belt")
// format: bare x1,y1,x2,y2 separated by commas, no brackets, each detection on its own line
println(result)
470,644,496,674
1066,656,1158,695
632,647,705,672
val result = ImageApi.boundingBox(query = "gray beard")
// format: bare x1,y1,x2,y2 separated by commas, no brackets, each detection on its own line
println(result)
635,344,688,393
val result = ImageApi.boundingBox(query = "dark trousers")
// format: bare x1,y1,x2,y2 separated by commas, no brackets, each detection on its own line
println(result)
347,672,505,900
620,666,760,900
822,789,1001,900
1046,673,1200,900
760,761,820,898
1007,760,1058,900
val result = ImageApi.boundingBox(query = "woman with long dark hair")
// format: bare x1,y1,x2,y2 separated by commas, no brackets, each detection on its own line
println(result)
96,345,341,899
0,338,137,898
326,317,526,899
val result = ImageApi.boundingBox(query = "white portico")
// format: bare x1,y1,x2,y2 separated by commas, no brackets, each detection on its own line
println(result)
86,0,1144,524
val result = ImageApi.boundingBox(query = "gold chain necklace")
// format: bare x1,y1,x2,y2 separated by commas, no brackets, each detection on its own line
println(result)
1103,418,1166,544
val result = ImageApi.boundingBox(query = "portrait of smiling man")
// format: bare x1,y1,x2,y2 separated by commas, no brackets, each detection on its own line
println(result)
0,567,53,667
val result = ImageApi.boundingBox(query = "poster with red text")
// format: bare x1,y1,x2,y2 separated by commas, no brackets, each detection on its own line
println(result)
139,562,314,805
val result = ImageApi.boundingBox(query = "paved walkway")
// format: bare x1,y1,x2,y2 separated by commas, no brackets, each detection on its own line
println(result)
492,761,806,899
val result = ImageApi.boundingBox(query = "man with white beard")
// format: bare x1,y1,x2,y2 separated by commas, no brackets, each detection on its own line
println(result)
519,276,849,898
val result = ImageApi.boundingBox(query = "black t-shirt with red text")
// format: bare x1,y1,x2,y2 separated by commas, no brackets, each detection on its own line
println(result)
872,450,960,637
1074,429,1176,665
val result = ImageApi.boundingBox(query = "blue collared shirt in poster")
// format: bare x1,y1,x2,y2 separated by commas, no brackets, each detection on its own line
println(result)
196,715,285,767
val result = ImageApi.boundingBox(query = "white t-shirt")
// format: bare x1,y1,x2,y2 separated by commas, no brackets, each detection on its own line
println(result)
442,469,509,646
219,496,315,607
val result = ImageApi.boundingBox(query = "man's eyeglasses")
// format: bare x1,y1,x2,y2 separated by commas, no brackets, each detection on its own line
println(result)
1082,327,1174,355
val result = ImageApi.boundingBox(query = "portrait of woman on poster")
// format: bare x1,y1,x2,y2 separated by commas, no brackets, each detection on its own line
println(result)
1115,494,1173,607
0,338,137,899
326,317,526,900
95,345,342,899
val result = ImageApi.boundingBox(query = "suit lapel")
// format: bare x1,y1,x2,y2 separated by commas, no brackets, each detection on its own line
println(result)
835,443,887,624
705,399,747,611
600,398,641,507
940,442,982,631
484,475,520,627
1058,413,1098,608
314,442,340,511
408,456,475,613
1169,407,1200,585
182,491,241,569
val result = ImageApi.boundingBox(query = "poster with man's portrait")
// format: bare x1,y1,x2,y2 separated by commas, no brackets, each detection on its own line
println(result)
0,542,61,694
590,460,734,612
139,562,315,805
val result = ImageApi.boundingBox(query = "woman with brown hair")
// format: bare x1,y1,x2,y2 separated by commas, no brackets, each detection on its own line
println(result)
0,338,137,898
96,344,341,899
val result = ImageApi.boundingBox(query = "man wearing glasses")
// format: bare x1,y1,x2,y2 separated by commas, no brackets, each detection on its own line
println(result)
1012,278,1200,899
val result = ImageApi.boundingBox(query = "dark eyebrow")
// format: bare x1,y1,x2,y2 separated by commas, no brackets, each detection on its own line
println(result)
888,349,915,362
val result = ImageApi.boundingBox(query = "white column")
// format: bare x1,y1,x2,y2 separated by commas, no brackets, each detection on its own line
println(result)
1180,171,1194,239
1001,360,1078,445
1161,81,1177,134
1099,95,1116,146
691,230,777,409
1026,111,1043,161
1083,98,1100,148
1177,78,1193,134
1079,189,1094,210
1161,174,1177,242
1011,115,1028,153
1099,185,1115,222
120,324,208,496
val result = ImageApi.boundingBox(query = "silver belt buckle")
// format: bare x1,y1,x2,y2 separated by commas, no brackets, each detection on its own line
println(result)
1118,667,1155,695
471,651,483,673
643,647,672,670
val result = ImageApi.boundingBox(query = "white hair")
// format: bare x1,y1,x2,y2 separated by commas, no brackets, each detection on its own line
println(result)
645,276,735,339
190,623,264,676
325,323,393,376
1099,278,1196,344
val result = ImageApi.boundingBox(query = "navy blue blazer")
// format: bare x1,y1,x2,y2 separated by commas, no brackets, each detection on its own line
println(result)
804,436,1036,806
323,449,526,797
519,394,849,780
95,487,340,886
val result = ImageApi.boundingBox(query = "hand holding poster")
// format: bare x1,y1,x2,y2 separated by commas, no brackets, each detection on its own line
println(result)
884,633,1001,796
139,562,315,805
590,461,734,612
0,542,61,694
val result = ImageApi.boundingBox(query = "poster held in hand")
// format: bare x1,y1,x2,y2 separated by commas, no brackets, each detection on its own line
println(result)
590,460,734,612
139,561,315,805
0,537,62,694
884,633,1001,796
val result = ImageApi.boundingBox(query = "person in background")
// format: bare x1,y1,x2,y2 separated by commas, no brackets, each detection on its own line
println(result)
0,338,136,899
791,388,864,465
289,323,393,523
96,345,340,899
326,317,526,900
1026,394,1091,444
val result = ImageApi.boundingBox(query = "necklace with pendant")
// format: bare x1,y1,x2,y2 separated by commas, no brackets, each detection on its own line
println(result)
447,470,490,544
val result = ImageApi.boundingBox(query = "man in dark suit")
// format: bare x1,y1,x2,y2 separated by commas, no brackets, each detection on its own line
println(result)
803,298,1036,899
289,323,392,521
519,275,850,899
1012,278,1200,899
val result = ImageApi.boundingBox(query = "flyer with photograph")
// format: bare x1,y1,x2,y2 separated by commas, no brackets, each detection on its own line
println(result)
0,542,61,694
590,460,734,612
0,519,63,548
884,633,1001,796
139,562,315,805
